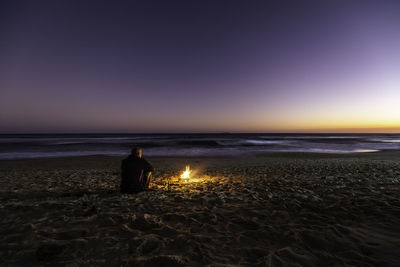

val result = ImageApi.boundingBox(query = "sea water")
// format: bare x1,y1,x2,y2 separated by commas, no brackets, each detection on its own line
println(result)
0,133,399,159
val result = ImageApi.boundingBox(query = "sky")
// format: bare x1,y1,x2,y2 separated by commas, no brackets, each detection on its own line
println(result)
1,0,399,133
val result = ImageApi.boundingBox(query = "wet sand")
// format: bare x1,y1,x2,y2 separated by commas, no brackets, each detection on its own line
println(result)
1,151,400,266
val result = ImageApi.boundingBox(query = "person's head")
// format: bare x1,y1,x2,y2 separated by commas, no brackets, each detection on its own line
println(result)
131,147,142,158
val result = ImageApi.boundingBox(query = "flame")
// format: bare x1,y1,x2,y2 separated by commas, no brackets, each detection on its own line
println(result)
180,165,191,179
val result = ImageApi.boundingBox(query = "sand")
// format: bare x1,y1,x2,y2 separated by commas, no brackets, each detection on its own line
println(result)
0,152,400,266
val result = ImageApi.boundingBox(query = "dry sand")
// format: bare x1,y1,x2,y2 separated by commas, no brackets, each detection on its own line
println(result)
1,152,400,266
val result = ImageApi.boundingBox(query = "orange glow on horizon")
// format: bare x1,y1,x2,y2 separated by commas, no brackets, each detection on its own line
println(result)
235,122,400,133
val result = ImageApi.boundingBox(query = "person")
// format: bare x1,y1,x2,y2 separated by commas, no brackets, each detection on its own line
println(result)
120,147,154,193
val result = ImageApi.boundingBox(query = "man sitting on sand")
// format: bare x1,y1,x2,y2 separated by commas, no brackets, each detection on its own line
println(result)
120,147,155,193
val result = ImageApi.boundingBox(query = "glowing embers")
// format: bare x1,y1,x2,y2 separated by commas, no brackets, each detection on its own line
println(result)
177,165,202,183
160,166,217,192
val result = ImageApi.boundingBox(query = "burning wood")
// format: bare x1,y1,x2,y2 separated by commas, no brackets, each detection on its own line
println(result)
181,165,191,178
180,165,191,181
163,165,207,191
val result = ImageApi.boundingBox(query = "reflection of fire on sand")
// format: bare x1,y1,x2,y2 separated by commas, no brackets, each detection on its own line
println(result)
163,165,223,192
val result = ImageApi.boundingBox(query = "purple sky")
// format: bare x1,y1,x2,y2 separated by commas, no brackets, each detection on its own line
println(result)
1,0,399,133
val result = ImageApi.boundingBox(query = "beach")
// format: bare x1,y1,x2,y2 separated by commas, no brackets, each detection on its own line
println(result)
1,151,400,266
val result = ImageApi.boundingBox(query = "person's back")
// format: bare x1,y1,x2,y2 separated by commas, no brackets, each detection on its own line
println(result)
120,148,154,193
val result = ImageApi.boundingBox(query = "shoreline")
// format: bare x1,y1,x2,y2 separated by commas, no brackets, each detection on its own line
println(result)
1,150,400,171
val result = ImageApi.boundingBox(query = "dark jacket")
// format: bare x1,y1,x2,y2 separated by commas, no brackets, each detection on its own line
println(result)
120,155,154,193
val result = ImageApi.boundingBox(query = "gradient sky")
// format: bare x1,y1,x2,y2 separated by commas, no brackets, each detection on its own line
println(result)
1,0,399,133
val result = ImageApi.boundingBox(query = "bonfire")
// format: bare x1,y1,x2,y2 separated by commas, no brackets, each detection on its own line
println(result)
164,165,208,191
180,165,192,182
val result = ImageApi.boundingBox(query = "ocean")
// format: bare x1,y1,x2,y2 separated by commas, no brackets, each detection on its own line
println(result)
0,133,399,159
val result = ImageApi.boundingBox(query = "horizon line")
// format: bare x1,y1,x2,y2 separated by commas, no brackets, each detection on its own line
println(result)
0,131,399,135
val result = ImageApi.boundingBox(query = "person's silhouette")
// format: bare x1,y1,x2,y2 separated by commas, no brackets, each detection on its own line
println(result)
120,147,154,193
